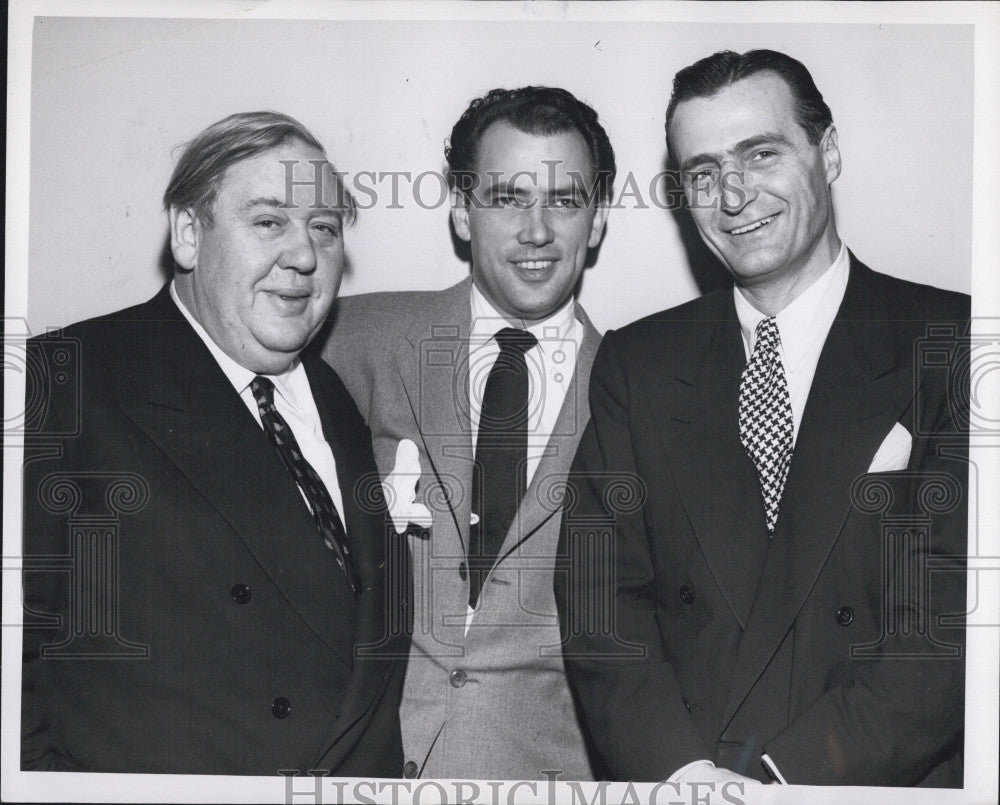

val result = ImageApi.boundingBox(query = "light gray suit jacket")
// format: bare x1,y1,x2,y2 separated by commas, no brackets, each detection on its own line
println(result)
322,277,599,781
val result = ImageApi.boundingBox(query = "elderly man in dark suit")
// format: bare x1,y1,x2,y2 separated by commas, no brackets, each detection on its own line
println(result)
21,111,408,775
557,50,968,792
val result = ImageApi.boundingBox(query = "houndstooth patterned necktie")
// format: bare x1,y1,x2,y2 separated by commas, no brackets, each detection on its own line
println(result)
738,317,794,534
251,375,360,594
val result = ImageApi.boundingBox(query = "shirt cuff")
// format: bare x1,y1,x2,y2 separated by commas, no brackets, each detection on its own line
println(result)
666,759,715,783
761,753,788,784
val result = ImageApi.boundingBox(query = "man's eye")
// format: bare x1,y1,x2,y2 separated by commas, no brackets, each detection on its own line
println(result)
495,196,520,208
552,197,581,209
751,150,777,162
254,218,281,230
312,222,342,238
686,169,718,187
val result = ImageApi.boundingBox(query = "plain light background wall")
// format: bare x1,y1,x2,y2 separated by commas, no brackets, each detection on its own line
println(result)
27,18,973,334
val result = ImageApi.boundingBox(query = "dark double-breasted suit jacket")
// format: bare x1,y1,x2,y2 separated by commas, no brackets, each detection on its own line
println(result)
21,285,408,775
556,257,969,786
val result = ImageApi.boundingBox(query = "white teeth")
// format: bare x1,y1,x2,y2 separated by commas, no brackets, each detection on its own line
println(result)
731,215,777,235
516,260,553,270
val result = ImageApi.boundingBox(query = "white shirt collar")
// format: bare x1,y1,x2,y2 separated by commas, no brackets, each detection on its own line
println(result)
734,241,850,370
469,281,577,358
169,281,305,408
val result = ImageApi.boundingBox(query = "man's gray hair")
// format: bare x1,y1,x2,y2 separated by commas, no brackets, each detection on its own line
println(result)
162,111,357,227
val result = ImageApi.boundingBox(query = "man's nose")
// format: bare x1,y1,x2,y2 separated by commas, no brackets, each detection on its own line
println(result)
517,202,555,247
719,161,756,215
278,223,318,273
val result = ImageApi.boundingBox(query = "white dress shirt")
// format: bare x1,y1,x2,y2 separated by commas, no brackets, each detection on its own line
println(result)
169,282,347,523
468,283,582,486
734,241,850,446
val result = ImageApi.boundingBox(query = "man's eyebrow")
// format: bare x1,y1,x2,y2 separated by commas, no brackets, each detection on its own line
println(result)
733,132,794,153
242,196,284,210
679,132,794,173
483,179,532,198
242,196,343,215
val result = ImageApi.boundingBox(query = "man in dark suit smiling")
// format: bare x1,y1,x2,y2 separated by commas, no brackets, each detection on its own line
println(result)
21,111,407,775
557,50,968,791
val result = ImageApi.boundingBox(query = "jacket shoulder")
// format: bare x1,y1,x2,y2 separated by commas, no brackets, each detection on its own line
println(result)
608,288,731,345
864,268,970,322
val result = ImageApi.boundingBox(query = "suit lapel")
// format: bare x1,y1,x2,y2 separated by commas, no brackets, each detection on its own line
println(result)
115,286,355,664
496,304,602,561
394,279,475,553
302,350,405,743
720,257,910,728
647,292,770,629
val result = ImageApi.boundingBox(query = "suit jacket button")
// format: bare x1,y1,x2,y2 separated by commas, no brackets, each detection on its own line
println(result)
459,561,468,582
230,584,252,604
449,669,467,688
679,585,695,604
836,606,854,626
271,697,291,719
403,761,418,778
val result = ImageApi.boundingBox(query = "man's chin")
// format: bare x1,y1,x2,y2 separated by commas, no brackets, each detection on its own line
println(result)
247,332,316,371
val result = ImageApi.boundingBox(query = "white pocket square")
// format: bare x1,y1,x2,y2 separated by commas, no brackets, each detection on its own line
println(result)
382,439,433,535
867,422,912,473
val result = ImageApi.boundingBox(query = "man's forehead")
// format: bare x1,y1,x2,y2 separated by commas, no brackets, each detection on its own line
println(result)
671,73,800,155
472,123,595,190
218,145,343,209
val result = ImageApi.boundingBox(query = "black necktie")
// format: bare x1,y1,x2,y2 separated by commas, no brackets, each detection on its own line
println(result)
738,317,794,534
468,327,538,607
250,375,360,595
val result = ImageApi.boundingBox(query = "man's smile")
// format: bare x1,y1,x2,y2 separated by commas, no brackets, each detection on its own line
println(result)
727,213,779,236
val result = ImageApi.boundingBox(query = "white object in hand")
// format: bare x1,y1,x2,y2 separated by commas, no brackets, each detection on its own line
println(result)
382,439,433,535
670,761,767,805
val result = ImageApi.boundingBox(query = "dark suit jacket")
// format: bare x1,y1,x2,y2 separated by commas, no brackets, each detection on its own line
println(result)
21,285,408,775
556,257,969,786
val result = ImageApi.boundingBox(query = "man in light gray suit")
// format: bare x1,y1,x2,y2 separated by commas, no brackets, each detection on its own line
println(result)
322,86,614,780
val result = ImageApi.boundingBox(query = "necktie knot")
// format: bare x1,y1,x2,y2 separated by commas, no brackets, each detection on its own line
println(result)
753,317,781,353
495,327,538,355
250,375,276,408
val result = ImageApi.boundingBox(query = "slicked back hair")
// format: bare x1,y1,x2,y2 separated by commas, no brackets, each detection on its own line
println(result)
446,86,616,204
664,49,833,159
162,111,356,228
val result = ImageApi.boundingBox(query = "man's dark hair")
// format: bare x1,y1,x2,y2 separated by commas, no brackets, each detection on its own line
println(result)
664,49,834,158
162,110,356,228
446,86,616,204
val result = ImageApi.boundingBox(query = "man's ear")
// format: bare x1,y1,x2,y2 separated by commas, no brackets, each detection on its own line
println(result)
821,125,842,185
169,206,200,270
450,188,472,243
588,202,610,249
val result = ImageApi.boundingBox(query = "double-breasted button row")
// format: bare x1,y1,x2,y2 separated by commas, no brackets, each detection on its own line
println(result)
449,669,468,688
836,605,855,626
679,585,695,604
403,761,419,778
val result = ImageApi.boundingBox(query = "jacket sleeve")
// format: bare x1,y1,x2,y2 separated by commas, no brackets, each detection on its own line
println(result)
555,330,711,781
